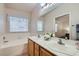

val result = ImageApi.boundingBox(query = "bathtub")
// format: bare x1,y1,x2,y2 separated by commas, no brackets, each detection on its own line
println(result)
0,39,28,56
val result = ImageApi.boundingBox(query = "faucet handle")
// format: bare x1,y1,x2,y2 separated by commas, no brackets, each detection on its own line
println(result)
58,39,64,45
3,36,5,40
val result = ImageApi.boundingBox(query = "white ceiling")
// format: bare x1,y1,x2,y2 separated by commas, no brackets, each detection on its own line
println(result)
5,3,38,12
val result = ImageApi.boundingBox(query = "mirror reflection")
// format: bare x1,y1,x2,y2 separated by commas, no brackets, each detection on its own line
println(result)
55,14,70,39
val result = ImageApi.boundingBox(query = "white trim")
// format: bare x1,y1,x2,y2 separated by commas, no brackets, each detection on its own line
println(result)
8,15,29,33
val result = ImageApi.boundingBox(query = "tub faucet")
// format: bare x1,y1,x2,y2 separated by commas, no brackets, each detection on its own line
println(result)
3,36,8,43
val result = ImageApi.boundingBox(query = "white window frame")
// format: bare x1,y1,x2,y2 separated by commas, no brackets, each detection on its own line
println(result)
8,16,29,33
37,20,44,32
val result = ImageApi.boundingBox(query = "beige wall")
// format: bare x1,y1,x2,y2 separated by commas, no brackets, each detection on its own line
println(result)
0,3,5,14
5,7,31,33
0,4,31,41
1,3,79,40
0,4,5,35
5,8,31,41
0,3,42,55
43,3,79,40
30,4,45,35
0,3,44,41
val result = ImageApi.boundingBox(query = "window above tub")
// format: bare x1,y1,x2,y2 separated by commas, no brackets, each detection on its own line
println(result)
8,16,29,32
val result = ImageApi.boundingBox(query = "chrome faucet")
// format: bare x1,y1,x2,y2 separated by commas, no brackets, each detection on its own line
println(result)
58,39,64,45
38,34,41,38
3,36,5,40
3,36,8,43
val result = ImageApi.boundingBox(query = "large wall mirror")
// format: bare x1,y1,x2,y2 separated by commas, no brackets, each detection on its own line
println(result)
55,14,70,39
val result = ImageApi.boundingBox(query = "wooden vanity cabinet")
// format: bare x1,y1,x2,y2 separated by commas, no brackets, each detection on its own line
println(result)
40,47,55,56
35,43,40,56
28,39,56,56
28,39,35,56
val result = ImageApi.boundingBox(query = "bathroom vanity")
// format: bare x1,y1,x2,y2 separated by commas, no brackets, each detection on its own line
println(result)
28,36,79,56
28,39,55,56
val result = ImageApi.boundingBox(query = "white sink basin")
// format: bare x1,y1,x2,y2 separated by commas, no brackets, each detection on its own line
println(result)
46,40,77,55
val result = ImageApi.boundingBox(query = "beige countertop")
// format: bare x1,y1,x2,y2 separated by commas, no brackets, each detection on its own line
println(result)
29,36,79,56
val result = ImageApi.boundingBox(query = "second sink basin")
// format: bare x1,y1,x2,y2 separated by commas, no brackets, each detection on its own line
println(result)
46,40,77,55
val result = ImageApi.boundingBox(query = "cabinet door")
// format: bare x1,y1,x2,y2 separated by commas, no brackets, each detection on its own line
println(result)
28,39,35,56
35,43,40,56
40,47,53,56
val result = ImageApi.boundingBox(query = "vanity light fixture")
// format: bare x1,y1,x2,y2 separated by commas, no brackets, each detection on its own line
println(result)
40,3,56,10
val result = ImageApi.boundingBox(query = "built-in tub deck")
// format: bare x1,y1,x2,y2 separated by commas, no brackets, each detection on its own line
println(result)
0,39,28,56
